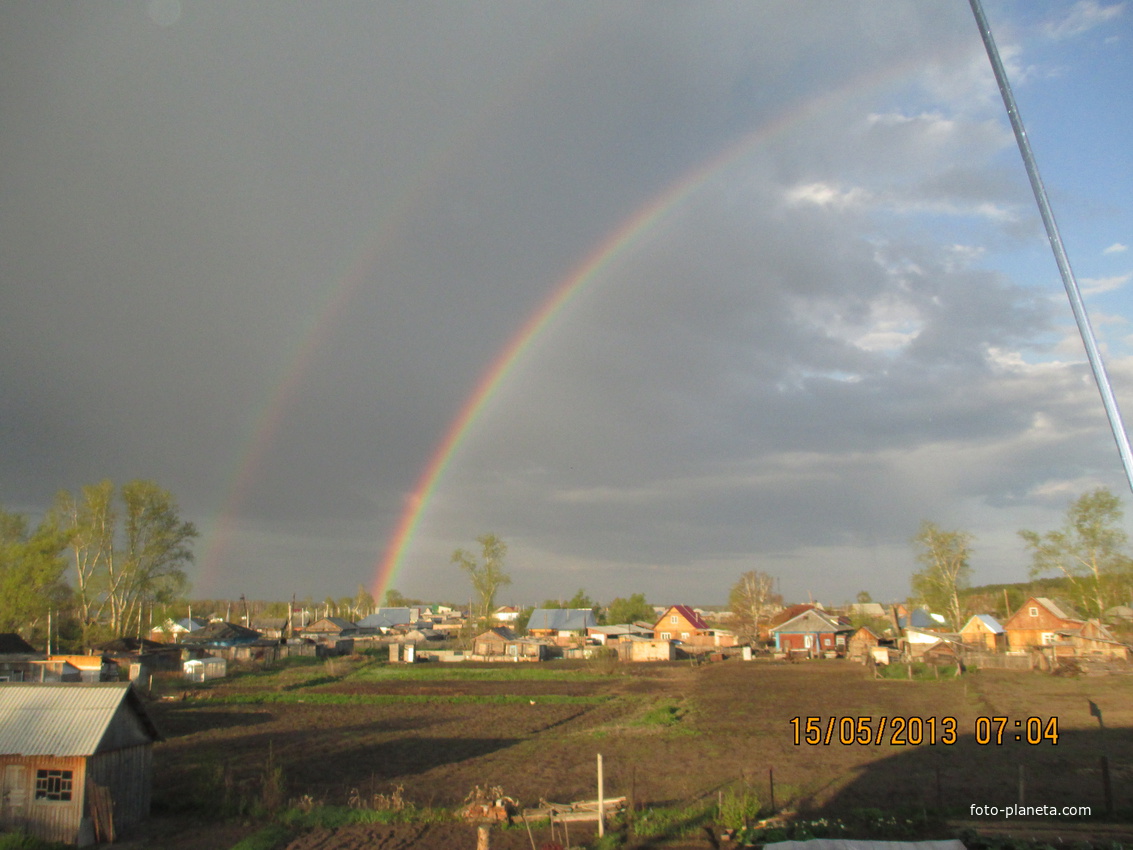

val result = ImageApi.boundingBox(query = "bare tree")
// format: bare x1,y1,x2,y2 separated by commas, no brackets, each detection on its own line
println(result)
728,570,780,646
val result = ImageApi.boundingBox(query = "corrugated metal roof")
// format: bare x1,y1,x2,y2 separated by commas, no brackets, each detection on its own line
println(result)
0,683,154,757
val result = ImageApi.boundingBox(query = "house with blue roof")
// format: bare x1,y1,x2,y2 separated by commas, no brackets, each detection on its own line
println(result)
526,609,596,642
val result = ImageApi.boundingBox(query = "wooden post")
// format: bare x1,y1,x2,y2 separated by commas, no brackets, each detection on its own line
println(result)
597,752,605,837
476,824,490,850
1102,756,1114,817
769,767,775,813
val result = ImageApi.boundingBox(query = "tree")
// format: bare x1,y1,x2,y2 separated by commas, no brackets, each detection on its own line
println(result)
910,520,972,630
0,507,71,640
1019,487,1133,618
54,479,195,645
728,570,781,646
605,593,654,626
452,533,511,627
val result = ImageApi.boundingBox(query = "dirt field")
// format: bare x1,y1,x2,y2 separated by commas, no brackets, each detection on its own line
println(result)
118,657,1133,849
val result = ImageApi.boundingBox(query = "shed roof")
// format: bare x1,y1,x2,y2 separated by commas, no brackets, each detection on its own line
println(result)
0,683,161,757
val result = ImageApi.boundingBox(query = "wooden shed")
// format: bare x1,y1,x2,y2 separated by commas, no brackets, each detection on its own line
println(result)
0,683,162,846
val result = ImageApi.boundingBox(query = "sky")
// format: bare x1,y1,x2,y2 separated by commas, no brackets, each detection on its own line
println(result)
3,1,1133,609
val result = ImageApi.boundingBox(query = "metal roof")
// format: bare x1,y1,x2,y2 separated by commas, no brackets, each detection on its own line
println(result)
0,683,160,757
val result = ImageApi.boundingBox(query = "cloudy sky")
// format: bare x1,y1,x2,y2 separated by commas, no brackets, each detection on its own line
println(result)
3,1,1132,608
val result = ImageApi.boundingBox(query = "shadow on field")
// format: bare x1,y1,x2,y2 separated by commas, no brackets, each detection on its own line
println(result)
809,727,1129,819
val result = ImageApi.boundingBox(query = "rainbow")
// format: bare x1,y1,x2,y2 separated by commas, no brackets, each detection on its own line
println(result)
369,76,890,601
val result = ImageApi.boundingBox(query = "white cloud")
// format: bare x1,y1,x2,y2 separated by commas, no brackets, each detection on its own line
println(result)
1104,243,1128,254
1081,273,1132,295
1043,1,1125,39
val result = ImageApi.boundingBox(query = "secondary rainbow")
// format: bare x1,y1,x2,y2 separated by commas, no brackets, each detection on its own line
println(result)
372,99,833,600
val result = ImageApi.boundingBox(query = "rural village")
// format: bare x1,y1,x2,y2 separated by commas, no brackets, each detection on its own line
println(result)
3,583,1133,849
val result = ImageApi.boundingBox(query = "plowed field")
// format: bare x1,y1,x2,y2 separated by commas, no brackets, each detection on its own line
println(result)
114,657,1133,849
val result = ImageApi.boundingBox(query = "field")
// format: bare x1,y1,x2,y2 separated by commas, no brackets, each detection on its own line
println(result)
119,656,1133,849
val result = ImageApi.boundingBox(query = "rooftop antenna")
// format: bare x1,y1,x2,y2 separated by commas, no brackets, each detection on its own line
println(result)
969,0,1133,494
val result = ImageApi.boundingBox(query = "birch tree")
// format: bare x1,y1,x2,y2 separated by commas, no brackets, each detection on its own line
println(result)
910,520,972,630
728,570,781,646
452,533,511,627
1019,487,1133,618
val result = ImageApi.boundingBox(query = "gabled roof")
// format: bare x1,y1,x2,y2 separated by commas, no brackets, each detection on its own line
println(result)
962,614,1004,635
476,627,517,641
0,683,161,756
357,608,415,629
0,633,38,655
770,608,848,634
303,617,357,631
527,609,597,632
180,621,261,645
655,605,709,631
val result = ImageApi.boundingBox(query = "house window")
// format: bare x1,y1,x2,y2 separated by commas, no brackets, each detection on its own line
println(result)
1041,632,1057,645
681,632,690,640
670,615,678,624
34,769,72,802
660,632,671,640
1029,607,1038,617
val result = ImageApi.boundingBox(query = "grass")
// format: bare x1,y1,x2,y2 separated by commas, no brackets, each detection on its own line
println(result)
0,834,71,850
189,692,608,706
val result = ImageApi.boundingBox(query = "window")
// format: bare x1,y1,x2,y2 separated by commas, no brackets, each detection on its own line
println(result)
1029,607,1038,617
660,632,671,640
681,632,690,640
34,769,72,802
670,615,678,624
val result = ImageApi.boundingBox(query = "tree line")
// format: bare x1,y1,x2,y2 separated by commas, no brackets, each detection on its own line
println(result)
0,479,196,649
912,486,1133,625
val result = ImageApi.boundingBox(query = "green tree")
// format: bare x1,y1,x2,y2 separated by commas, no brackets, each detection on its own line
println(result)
54,480,195,644
910,520,972,630
354,584,375,617
452,533,511,628
1019,487,1133,618
727,570,781,646
0,507,71,641
605,593,654,626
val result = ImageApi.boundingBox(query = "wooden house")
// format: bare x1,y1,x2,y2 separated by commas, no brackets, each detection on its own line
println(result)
769,608,852,658
846,626,881,662
959,615,1006,651
0,634,43,683
46,656,118,684
1002,597,1082,650
0,683,162,846
652,605,709,642
299,617,359,641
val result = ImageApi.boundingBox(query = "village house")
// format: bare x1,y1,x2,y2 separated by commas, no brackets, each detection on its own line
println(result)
769,608,853,658
1002,597,1083,650
959,614,1006,651
148,616,207,644
492,606,521,625
299,617,360,641
472,628,549,661
45,655,119,684
357,608,419,632
0,683,162,846
0,634,43,682
652,605,709,642
526,609,597,644
846,625,881,663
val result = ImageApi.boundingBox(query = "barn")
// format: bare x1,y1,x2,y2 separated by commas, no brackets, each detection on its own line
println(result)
0,683,162,846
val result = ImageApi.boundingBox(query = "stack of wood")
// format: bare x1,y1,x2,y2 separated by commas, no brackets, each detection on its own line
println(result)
523,796,626,823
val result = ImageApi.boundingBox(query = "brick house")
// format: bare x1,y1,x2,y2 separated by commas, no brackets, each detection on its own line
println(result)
652,605,708,642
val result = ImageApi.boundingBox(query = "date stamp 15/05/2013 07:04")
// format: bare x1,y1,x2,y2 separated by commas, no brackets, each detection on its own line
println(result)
789,715,1060,747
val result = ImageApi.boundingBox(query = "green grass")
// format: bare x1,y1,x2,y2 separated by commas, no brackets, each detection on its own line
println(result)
0,833,71,850
189,692,609,706
227,825,292,850
342,664,609,683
